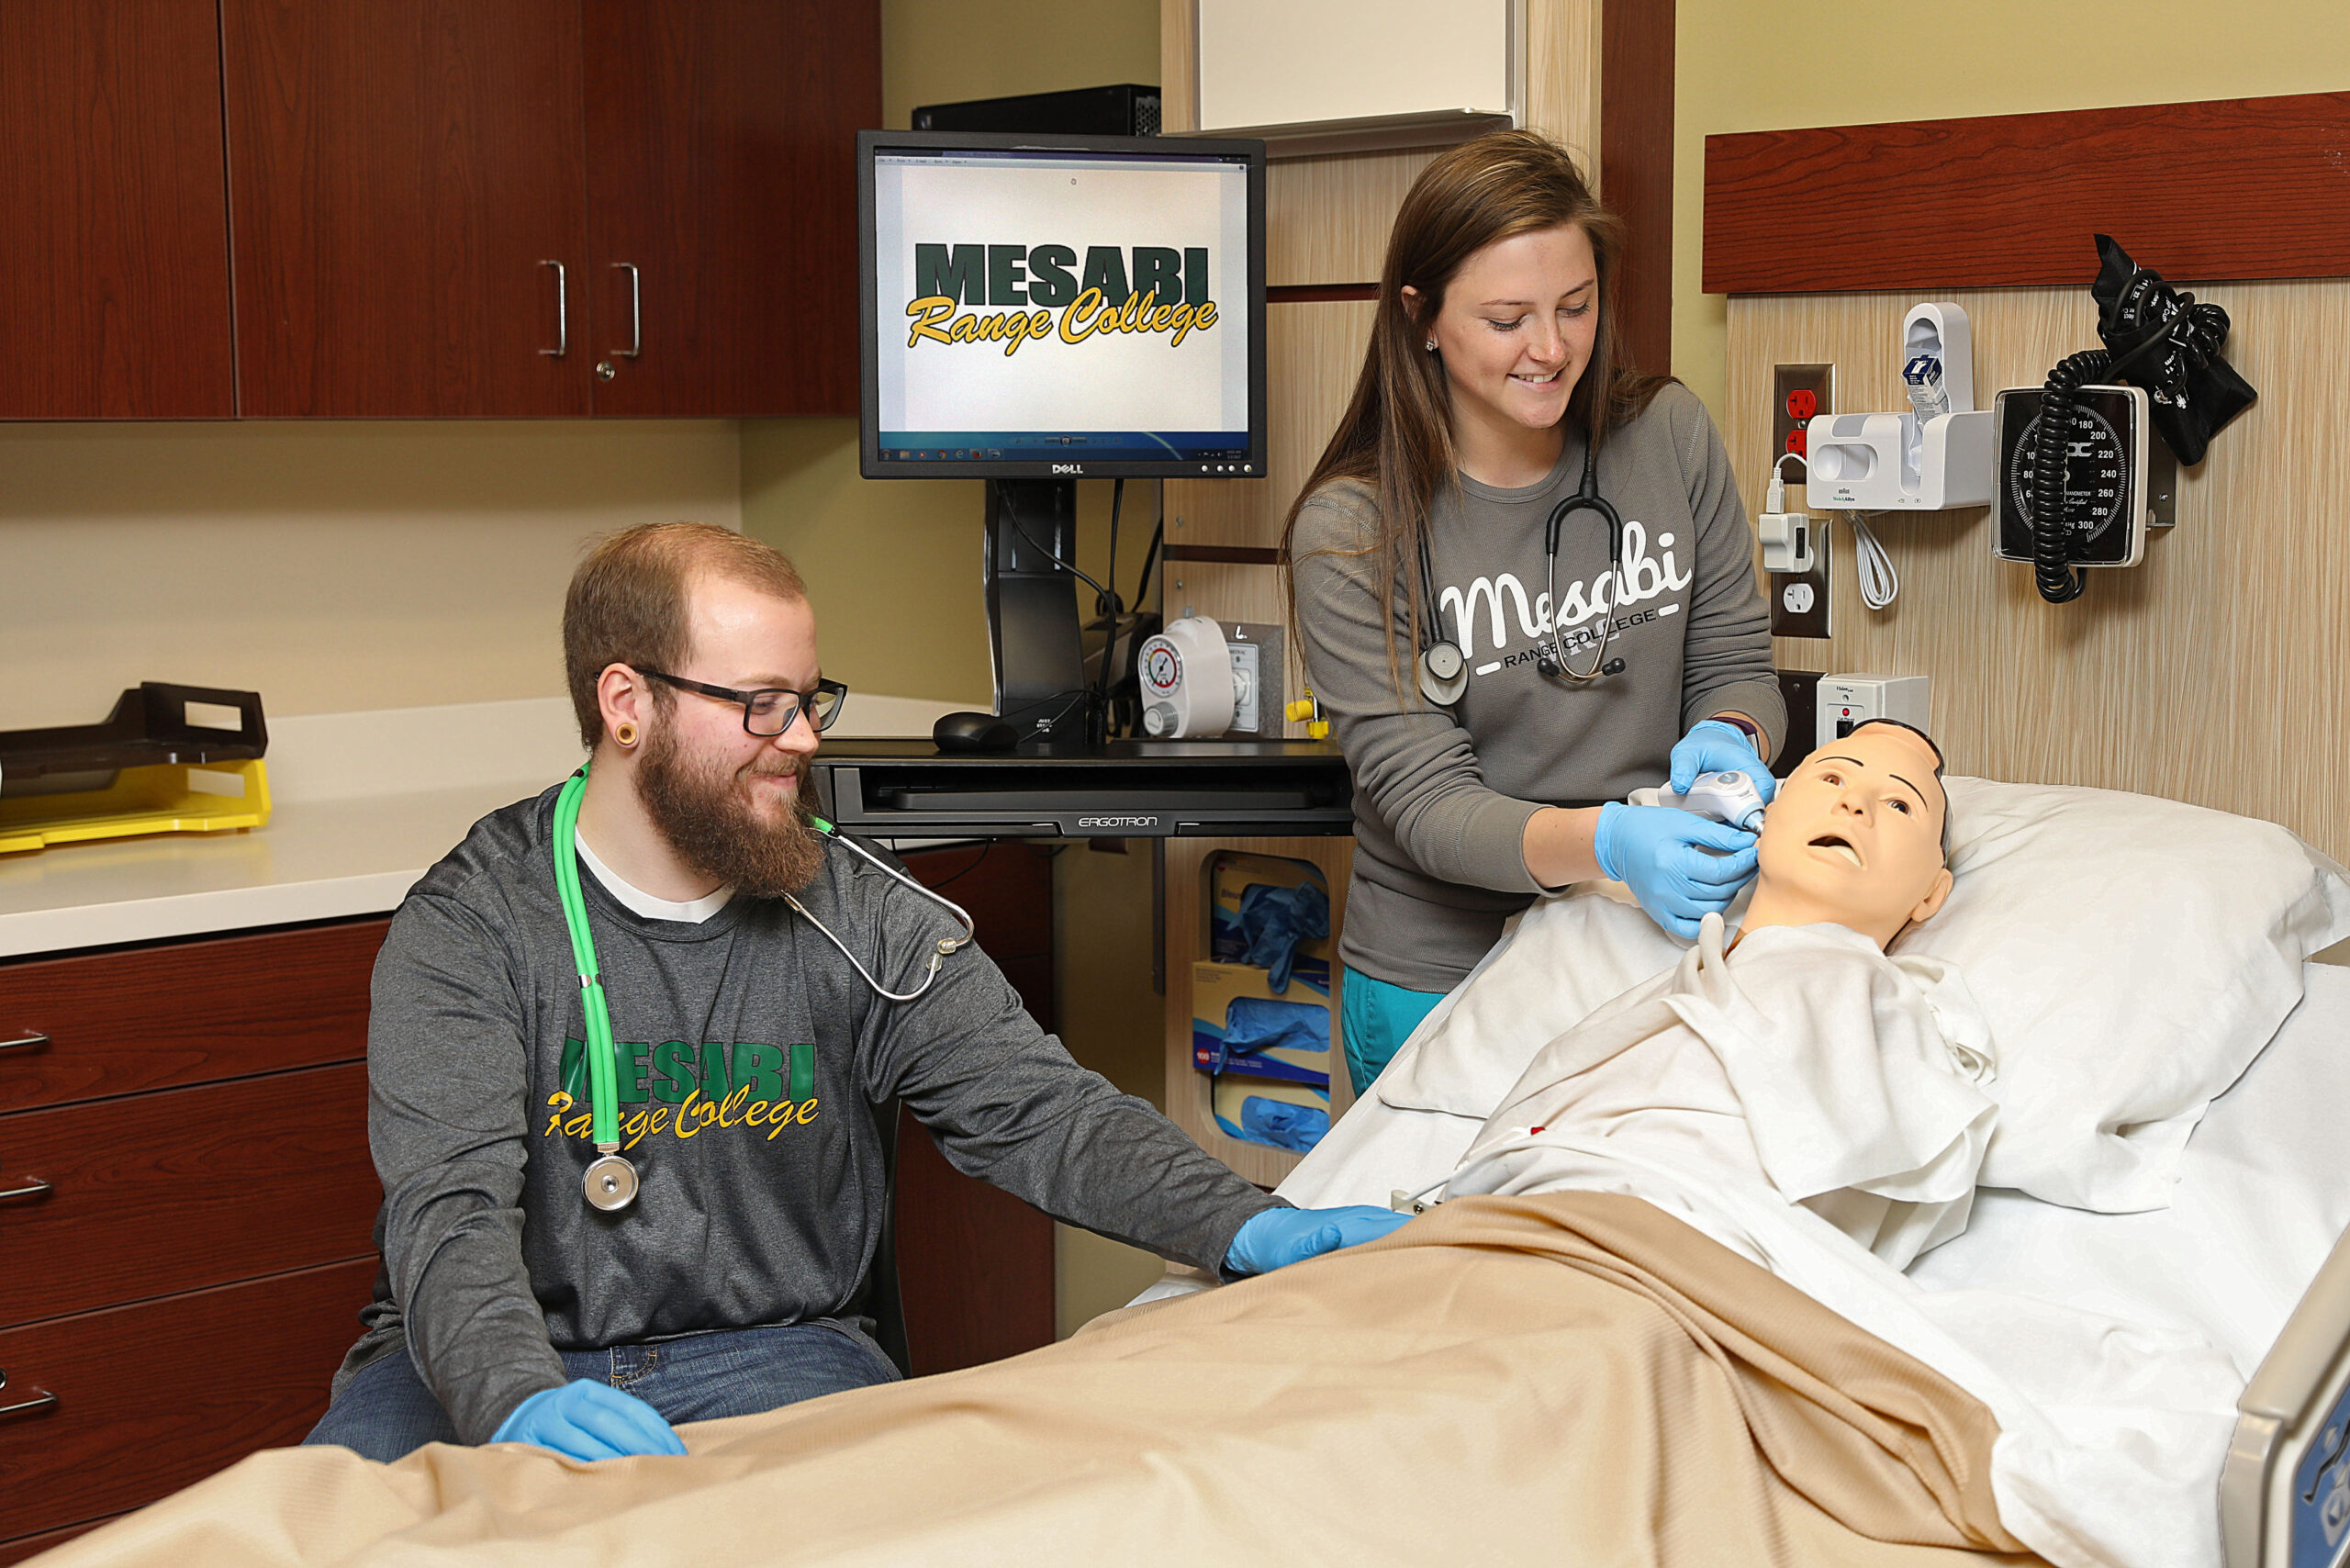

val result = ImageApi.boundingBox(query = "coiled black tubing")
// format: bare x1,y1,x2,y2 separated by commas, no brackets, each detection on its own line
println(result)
2031,350,2110,605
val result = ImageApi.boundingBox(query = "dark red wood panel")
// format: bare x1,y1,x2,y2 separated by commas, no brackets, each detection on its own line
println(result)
1705,91,2350,296
581,0,880,416
891,839,1056,1376
892,1102,1056,1378
221,0,591,414
1600,0,1675,375
0,1257,377,1540
0,918,387,1115
0,1063,379,1328
0,0,235,418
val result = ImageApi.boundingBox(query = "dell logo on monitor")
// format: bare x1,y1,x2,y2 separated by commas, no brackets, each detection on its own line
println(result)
1051,463,1085,475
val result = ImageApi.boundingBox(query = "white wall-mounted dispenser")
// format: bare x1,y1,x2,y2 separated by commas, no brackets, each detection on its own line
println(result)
1805,303,1993,511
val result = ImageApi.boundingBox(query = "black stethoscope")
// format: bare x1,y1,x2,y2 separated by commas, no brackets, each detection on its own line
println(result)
1416,437,1627,706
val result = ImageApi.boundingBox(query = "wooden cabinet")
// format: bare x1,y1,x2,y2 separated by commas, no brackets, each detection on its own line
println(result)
218,0,877,418
222,0,594,417
581,0,878,416
0,919,388,1559
0,0,236,419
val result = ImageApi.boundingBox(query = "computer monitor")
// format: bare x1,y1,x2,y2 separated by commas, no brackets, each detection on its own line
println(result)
856,129,1267,745
857,129,1266,481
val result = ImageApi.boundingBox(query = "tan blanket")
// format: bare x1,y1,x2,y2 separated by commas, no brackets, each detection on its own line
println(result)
45,1194,2042,1567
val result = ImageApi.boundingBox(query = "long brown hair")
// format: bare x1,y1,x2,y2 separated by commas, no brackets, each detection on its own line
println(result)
1282,130,1669,700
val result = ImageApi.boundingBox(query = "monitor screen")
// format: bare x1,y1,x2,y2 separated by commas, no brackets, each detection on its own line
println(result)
858,130,1266,480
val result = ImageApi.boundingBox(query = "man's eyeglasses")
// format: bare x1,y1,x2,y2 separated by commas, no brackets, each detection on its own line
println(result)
639,670,848,737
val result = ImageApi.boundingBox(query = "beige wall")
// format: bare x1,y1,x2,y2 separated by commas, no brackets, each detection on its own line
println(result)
1671,0,2350,427
2,420,738,729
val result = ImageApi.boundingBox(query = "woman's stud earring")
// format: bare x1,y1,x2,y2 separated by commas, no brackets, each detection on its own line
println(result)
1424,340,1438,353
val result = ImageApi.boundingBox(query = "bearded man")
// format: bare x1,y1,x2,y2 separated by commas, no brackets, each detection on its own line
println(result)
306,523,1401,1463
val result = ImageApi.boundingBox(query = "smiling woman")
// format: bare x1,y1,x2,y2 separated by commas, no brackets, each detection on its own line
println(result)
1279,130,1785,1092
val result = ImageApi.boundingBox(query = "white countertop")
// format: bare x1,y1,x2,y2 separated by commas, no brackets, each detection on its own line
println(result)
0,693,962,959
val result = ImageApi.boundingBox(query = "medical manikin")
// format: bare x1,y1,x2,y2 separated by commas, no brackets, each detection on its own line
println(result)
1448,721,1997,1269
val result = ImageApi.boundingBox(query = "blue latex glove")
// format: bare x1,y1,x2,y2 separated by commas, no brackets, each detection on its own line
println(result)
1669,718,1777,804
1236,879,1331,992
1225,1204,1411,1275
490,1378,688,1461
1592,801,1760,940
1238,1096,1330,1153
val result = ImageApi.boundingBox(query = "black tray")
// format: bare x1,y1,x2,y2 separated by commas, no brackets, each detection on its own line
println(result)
0,684,268,795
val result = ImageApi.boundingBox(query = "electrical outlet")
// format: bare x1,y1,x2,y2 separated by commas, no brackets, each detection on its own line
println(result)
1770,528,1832,639
1773,364,1834,484
1227,641,1261,733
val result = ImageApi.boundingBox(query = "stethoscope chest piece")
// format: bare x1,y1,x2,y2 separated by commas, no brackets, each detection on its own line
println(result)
1418,638,1469,706
583,1152,640,1212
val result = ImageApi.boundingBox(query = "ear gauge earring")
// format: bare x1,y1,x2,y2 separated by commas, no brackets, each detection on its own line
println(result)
614,722,639,747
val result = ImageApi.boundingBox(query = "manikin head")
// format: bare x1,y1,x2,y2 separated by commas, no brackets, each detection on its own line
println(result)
1740,721,1955,950
563,522,828,896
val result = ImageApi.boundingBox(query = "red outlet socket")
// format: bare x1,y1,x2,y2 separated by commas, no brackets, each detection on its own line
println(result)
1786,389,1818,420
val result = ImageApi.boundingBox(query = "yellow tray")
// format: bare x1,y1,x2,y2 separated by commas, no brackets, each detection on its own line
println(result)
0,758,272,856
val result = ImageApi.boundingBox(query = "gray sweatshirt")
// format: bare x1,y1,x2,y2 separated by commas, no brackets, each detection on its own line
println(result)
1291,384,1784,992
339,786,1280,1443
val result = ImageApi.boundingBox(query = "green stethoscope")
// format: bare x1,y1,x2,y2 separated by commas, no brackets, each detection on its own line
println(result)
551,765,976,1213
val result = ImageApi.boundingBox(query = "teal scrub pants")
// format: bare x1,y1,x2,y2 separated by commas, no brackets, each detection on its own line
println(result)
1340,965,1447,1095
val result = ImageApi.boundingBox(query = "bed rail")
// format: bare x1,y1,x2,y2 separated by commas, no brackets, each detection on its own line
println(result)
2224,1222,2350,1568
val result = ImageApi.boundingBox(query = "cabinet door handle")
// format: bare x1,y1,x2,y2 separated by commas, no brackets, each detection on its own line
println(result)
611,263,642,358
0,1371,56,1421
540,261,569,358
0,1178,51,1202
0,1031,46,1051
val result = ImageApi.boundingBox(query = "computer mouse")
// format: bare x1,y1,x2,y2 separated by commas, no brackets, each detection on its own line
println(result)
932,711,1019,754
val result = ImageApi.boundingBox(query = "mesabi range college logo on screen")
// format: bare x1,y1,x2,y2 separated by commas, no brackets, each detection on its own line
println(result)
903,242,1219,356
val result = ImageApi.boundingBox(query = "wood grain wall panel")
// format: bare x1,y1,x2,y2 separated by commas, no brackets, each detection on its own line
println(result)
1265,151,1438,287
1160,835,1356,1189
1706,93,2350,296
1727,281,2350,860
0,0,236,419
1165,298,1376,554
1160,0,1198,133
1524,0,1603,161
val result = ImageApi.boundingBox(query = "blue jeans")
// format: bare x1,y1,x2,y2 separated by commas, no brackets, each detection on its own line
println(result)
1339,964,1447,1095
304,1320,900,1462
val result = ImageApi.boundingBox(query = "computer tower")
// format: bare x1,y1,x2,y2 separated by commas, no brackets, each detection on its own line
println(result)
911,83,1159,137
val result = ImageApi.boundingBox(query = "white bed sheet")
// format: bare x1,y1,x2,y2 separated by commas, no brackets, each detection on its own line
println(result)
1271,962,2350,1382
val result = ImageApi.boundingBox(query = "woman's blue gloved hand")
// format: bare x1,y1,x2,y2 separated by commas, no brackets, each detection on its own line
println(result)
1593,801,1760,940
1225,1204,1411,1275
490,1378,688,1461
1670,718,1777,803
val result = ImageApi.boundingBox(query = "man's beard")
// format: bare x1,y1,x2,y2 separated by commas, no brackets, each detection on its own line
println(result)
635,724,824,898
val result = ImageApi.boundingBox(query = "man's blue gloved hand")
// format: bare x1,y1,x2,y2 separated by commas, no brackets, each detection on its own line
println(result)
1593,801,1760,940
1669,718,1777,803
490,1378,688,1461
1225,1204,1411,1275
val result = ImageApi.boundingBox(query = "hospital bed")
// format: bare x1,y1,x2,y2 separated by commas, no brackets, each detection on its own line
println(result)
1194,958,2350,1568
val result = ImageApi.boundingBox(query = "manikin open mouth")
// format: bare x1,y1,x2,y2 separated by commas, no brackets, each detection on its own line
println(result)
1809,834,1863,868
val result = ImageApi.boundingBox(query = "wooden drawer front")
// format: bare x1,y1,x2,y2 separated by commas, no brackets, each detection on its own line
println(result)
0,919,388,1114
0,1256,376,1541
0,1063,379,1328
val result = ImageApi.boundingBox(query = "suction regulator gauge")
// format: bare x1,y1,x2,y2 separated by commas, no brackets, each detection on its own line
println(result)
1142,643,1181,696
2007,403,2130,548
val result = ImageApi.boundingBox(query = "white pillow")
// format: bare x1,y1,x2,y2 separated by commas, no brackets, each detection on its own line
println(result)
1377,777,2350,1214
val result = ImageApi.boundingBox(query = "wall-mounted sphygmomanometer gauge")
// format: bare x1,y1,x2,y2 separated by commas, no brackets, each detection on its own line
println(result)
1992,386,2175,573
